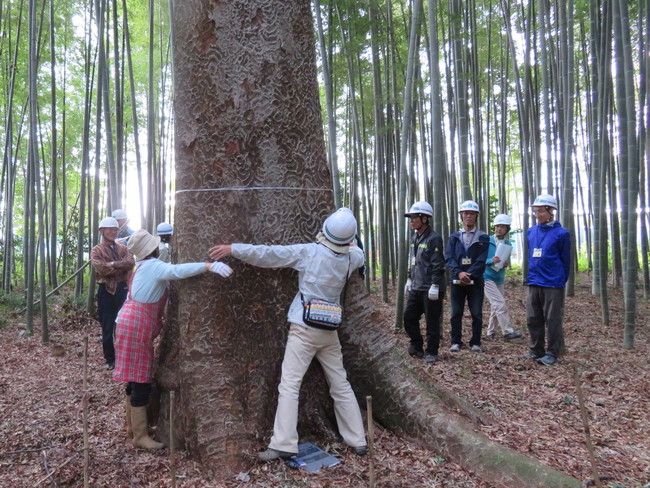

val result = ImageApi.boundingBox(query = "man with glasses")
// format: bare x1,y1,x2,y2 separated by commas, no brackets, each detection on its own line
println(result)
403,201,446,364
524,194,571,365
445,200,489,353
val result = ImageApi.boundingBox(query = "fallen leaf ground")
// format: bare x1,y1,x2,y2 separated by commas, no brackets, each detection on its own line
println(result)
0,274,649,487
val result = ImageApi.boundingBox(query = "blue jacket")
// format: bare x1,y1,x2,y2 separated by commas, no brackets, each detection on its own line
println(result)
445,229,489,285
484,235,511,285
526,221,571,288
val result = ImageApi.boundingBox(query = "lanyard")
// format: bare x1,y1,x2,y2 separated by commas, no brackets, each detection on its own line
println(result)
532,226,551,250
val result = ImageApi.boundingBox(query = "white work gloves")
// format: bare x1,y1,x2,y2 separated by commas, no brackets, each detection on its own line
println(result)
209,261,233,278
404,279,412,294
428,284,439,301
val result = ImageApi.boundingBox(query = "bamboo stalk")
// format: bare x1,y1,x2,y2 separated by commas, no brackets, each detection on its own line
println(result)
572,367,601,488
366,396,375,488
170,391,176,488
83,336,89,488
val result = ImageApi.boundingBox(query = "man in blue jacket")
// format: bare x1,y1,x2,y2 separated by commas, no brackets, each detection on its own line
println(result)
445,200,489,352
525,194,571,365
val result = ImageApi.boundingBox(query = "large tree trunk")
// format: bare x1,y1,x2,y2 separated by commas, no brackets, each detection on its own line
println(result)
156,1,580,487
157,0,335,474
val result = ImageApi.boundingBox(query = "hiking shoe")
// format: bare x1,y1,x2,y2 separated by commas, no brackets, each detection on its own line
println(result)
258,448,296,461
520,351,542,360
425,353,438,364
449,344,461,353
537,354,557,366
503,332,523,340
408,344,424,359
470,345,482,352
353,446,368,456
486,333,496,340
106,362,115,371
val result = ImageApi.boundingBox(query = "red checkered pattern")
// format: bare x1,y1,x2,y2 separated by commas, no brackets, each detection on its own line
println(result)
113,296,166,383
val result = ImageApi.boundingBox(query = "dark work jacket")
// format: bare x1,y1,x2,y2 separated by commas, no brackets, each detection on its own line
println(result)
407,226,446,292
445,228,489,285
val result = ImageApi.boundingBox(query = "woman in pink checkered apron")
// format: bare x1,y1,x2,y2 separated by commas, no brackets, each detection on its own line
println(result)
113,229,233,449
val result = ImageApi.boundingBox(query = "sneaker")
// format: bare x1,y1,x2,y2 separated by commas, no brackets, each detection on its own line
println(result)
106,362,115,371
503,332,523,340
520,351,542,360
408,344,424,359
537,354,557,366
486,333,496,340
353,446,368,456
425,353,438,364
470,345,482,352
449,344,461,353
257,448,296,461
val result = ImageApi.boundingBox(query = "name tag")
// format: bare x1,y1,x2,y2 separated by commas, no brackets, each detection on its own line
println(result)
411,256,416,267
462,257,472,265
533,248,542,258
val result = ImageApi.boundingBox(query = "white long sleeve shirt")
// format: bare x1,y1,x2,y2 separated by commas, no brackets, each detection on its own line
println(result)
129,259,206,303
232,243,364,326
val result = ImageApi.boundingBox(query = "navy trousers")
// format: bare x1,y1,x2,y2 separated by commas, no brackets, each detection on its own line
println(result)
449,283,484,347
97,282,128,365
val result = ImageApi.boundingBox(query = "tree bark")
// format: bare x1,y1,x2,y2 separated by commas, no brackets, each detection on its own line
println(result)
158,0,334,473
158,2,581,487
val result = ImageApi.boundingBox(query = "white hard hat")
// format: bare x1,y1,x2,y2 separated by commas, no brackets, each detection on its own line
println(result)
127,229,161,260
98,217,119,229
405,201,433,217
532,194,558,209
156,222,173,235
493,214,512,226
459,200,480,213
112,208,128,220
320,207,357,249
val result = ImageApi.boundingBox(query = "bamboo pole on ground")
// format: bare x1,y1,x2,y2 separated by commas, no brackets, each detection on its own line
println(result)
572,367,601,488
83,336,89,487
366,396,375,488
170,390,176,488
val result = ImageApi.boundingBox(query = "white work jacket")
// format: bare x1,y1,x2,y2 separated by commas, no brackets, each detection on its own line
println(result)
232,242,364,327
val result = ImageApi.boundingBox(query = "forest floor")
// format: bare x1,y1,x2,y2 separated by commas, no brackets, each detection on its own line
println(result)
1,273,649,488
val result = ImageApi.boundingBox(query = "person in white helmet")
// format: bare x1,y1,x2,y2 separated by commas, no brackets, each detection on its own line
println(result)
445,200,489,353
90,217,135,370
403,201,446,364
156,222,173,263
484,214,522,341
524,194,571,366
112,208,134,242
209,208,368,461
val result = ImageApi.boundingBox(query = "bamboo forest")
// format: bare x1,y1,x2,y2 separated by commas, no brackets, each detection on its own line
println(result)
1,0,648,337
0,1,649,486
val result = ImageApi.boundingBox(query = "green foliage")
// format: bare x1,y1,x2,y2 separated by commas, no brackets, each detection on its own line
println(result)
432,455,446,465
506,263,524,281
56,291,90,317
576,252,591,273
0,291,25,327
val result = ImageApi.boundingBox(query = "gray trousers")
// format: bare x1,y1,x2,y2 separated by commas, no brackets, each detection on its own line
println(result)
526,285,565,357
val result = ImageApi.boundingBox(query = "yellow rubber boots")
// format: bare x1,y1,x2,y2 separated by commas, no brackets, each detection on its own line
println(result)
131,406,164,450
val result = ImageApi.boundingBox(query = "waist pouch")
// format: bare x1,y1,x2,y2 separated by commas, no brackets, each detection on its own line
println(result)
301,295,343,331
